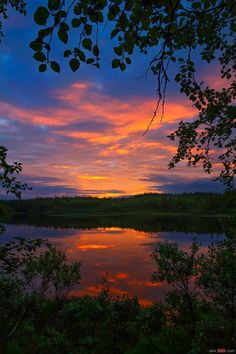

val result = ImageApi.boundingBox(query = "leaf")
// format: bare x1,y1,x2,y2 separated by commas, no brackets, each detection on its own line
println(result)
71,18,81,28
33,52,46,62
34,7,50,26
108,12,116,21
39,64,47,72
108,5,119,21
175,73,181,82
127,43,134,55
29,40,42,52
77,49,86,62
86,58,95,64
64,50,71,58
60,22,69,31
80,16,87,24
89,13,98,23
120,63,126,71
56,10,67,19
48,0,61,11
110,28,119,39
84,24,92,36
50,61,60,73
82,38,92,51
78,50,86,62
97,11,103,23
69,58,80,72
93,45,99,57
73,5,81,15
114,46,122,56
38,28,52,39
112,59,120,68
125,57,131,65
58,29,68,44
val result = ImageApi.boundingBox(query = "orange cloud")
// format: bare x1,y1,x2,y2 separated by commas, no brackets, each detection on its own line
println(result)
1,79,213,197
1,80,195,129
80,175,108,180
77,244,111,250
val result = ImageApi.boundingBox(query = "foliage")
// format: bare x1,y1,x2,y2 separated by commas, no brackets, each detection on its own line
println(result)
0,229,236,352
152,240,202,335
0,0,26,41
152,231,236,351
198,234,236,342
0,146,29,198
0,237,81,342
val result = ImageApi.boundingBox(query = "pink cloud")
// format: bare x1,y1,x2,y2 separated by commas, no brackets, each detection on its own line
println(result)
1,80,217,196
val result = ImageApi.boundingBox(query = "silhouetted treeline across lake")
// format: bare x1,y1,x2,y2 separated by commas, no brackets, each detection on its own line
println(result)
1,192,235,235
1,192,236,219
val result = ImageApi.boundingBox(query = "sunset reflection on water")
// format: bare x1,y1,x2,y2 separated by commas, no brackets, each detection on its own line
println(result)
2,224,223,305
49,228,163,305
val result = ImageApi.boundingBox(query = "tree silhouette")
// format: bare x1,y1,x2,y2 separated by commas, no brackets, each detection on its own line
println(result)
0,146,29,199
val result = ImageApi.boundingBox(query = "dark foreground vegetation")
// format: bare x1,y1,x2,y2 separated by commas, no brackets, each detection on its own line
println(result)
1,219,236,354
2,192,236,218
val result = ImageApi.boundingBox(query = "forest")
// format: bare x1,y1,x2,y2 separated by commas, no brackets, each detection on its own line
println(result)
2,192,236,218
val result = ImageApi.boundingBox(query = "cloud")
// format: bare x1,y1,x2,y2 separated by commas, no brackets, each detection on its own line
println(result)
24,176,63,184
0,80,195,129
158,180,224,193
0,78,223,197
142,174,224,193
57,120,115,133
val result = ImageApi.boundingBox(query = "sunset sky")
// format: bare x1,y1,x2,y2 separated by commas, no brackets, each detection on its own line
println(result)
0,2,224,198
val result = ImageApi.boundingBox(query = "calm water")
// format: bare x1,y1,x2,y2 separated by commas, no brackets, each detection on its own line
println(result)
1,216,225,305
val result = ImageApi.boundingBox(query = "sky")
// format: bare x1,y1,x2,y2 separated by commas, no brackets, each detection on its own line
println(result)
0,2,224,199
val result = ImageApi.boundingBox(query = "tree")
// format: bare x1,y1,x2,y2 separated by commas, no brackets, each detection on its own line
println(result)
0,145,29,236
1,0,236,188
0,237,81,341
152,226,236,350
0,1,26,41
152,240,202,336
198,234,236,343
0,146,29,198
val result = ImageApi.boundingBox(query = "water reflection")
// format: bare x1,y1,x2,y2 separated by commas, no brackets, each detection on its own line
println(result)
10,213,225,234
2,221,224,304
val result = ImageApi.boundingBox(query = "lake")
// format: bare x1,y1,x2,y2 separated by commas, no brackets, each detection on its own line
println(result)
1,215,225,305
